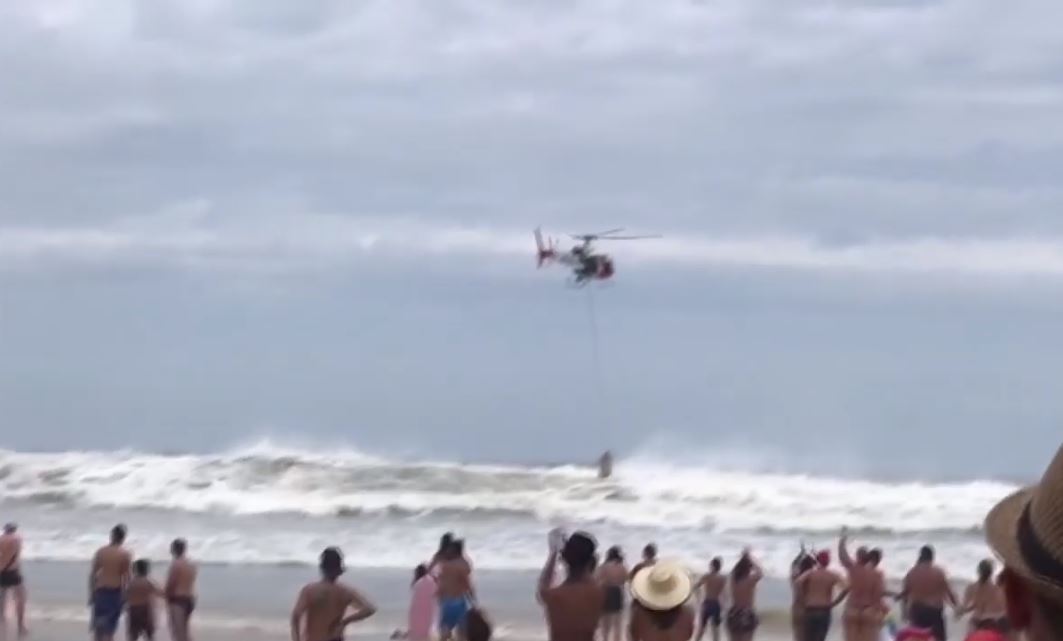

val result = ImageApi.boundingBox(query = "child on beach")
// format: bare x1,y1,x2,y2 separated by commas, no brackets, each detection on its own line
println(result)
125,559,162,641
407,564,437,641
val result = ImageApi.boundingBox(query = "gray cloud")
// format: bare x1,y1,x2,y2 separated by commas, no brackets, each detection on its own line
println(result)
1,0,1061,474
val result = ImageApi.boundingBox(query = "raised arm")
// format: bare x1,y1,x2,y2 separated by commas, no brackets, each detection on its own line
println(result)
839,529,855,570
538,547,559,602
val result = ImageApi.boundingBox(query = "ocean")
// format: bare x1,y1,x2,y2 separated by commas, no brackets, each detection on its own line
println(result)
0,440,1016,581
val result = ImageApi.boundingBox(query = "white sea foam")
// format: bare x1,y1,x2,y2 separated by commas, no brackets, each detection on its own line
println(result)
0,440,1016,578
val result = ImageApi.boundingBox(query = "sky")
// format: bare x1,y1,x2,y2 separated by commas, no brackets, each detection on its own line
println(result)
1,0,1062,480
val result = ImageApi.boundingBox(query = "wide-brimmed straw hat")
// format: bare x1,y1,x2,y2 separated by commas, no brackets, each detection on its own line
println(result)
985,443,1063,604
631,561,693,611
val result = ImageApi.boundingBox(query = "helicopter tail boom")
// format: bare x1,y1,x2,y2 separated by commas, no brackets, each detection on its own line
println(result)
534,227,555,267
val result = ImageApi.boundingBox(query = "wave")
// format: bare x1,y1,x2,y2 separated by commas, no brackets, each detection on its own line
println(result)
0,440,1017,535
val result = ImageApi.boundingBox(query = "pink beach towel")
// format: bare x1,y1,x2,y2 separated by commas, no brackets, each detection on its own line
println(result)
408,575,437,641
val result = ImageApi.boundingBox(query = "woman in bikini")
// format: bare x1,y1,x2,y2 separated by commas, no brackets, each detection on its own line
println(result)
596,547,629,641
726,552,763,641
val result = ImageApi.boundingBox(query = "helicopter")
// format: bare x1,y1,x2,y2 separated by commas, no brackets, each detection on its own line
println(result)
534,227,660,285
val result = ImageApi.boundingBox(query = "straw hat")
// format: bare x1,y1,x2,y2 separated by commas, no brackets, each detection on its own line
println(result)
985,443,1063,604
631,561,693,611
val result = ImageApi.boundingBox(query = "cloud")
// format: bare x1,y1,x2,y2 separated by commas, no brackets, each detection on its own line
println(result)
3,207,1063,280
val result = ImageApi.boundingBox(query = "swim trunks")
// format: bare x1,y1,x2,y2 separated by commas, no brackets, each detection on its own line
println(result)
0,569,22,588
604,585,625,613
167,595,196,620
701,599,722,627
726,607,759,634
127,604,155,639
803,606,832,641
908,603,946,641
92,587,124,635
439,597,469,631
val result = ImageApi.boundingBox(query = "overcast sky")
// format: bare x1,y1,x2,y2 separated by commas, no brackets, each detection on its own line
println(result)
1,0,1062,479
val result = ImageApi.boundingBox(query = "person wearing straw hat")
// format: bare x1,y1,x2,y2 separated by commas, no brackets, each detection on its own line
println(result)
629,561,695,641
984,443,1063,641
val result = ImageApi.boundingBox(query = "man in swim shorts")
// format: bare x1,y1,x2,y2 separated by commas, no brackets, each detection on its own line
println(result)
900,545,957,641
0,523,28,636
165,538,197,641
89,524,133,641
291,547,376,641
438,540,475,641
696,558,726,641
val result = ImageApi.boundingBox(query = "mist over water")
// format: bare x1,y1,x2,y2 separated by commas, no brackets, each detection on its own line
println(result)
0,439,1013,580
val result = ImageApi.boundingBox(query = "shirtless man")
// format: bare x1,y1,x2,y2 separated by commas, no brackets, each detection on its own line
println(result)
437,540,475,641
0,523,28,636
90,524,134,641
291,547,376,641
794,551,846,641
900,545,957,641
839,531,887,641
538,529,604,641
696,558,727,641
630,545,658,579
165,539,197,641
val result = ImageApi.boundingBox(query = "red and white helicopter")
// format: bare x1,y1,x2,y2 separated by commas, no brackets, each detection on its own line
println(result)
534,227,660,285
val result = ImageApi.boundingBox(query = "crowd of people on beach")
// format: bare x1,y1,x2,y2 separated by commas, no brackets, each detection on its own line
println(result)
1,444,1063,641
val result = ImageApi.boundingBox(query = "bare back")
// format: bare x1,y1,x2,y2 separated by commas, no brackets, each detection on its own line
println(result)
93,544,133,590
965,581,1006,620
166,558,198,598
630,603,696,641
126,577,160,607
0,533,21,571
904,564,950,609
731,575,760,610
800,569,844,607
437,558,472,600
845,565,885,609
700,573,726,601
597,561,628,587
542,579,604,641
294,581,370,641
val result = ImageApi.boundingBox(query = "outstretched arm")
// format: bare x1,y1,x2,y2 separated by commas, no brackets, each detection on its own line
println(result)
839,529,855,570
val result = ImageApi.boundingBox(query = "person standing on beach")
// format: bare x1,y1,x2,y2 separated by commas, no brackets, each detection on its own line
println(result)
596,546,628,641
726,551,762,641
696,557,726,641
790,549,816,641
438,539,475,641
899,545,957,641
838,530,887,641
631,545,658,579
291,547,376,641
165,538,197,641
629,562,695,641
955,560,1007,634
538,530,604,641
430,533,455,572
794,551,846,641
90,524,133,641
126,559,162,641
0,523,27,637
